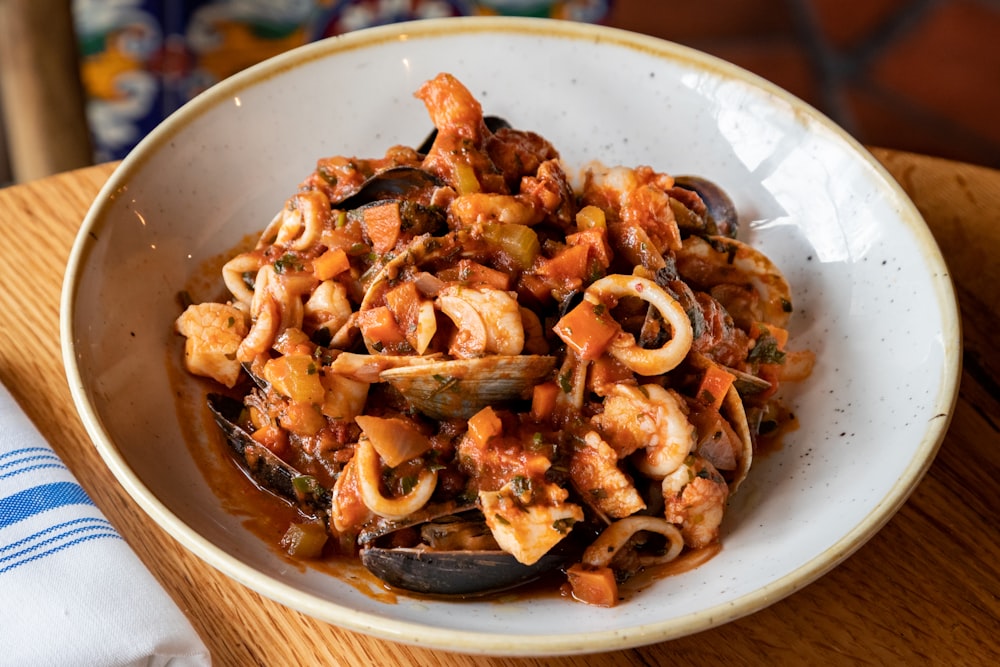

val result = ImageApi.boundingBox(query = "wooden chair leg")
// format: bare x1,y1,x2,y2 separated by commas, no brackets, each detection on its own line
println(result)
0,0,92,182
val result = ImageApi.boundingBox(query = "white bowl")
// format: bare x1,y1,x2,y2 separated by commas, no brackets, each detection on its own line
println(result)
61,16,960,656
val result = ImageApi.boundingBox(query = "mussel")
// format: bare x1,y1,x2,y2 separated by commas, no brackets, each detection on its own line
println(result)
206,393,330,517
335,166,444,210
416,115,512,155
673,175,739,238
357,502,577,597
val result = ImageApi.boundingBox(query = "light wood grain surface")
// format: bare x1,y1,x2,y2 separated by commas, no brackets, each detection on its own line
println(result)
1,149,997,665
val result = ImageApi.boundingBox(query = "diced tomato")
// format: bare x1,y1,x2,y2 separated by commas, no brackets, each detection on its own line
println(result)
362,202,402,254
536,243,589,282
438,259,512,290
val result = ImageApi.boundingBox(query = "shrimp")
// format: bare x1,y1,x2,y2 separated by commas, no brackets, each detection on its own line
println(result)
174,302,249,387
416,73,506,194
662,456,729,549
582,164,682,256
593,384,696,479
436,285,524,358
448,193,545,227
676,235,792,328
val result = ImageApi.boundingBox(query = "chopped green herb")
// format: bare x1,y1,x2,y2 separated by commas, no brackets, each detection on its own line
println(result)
399,476,418,495
274,253,304,274
748,332,786,365
552,517,576,534
510,475,532,498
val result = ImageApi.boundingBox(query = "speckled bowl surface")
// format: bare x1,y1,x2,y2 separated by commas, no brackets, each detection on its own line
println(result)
61,17,960,655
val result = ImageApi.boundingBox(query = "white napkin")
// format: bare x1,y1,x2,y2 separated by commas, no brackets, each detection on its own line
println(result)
0,382,211,666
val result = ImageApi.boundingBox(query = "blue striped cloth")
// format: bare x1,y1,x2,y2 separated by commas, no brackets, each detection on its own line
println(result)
0,383,210,666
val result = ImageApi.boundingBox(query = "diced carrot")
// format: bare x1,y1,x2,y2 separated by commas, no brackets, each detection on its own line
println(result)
438,259,512,290
530,381,560,421
362,202,403,254
566,563,619,607
697,363,736,411
312,247,350,280
467,406,502,447
356,306,407,351
536,243,589,282
553,299,621,361
384,281,421,336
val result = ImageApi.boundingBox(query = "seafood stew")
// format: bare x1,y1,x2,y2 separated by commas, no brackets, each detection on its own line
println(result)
174,72,813,606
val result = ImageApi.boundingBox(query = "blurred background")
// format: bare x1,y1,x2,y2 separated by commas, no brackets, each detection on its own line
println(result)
1,0,998,185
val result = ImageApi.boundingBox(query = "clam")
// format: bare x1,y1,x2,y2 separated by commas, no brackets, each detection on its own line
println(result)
720,383,753,493
206,393,330,517
380,355,557,420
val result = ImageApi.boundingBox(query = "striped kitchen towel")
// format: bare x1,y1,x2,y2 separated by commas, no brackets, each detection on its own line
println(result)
0,381,210,666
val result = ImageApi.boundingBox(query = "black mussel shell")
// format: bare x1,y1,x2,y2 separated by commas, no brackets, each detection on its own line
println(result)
360,546,567,598
416,115,512,155
673,175,739,238
336,166,443,210
206,393,330,517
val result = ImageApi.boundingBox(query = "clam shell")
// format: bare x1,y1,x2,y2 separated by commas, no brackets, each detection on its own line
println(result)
379,355,556,420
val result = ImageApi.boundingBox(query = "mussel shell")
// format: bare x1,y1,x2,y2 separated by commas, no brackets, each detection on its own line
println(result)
379,355,557,420
360,546,566,598
673,175,739,238
206,393,330,516
416,115,512,155
336,166,443,210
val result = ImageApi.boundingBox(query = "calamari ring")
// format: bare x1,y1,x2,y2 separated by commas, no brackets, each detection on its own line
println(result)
582,515,684,569
355,437,437,520
584,274,693,376
222,252,262,306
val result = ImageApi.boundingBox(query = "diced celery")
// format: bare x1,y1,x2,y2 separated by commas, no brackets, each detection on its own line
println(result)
481,223,540,270
279,520,328,559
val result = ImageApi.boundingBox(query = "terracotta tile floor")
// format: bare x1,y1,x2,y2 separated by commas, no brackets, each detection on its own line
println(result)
608,0,1000,169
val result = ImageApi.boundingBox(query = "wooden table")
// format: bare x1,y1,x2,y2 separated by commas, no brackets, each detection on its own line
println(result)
2,149,997,664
